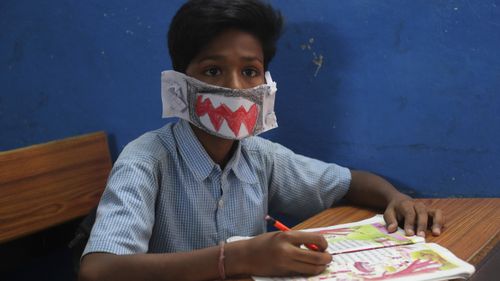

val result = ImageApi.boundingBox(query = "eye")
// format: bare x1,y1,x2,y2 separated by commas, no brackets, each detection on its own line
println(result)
203,67,221,77
242,68,259,77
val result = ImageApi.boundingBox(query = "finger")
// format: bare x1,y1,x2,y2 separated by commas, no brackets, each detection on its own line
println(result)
414,202,428,237
285,259,329,276
384,207,399,233
400,201,416,236
287,231,329,252
430,209,445,236
290,246,333,266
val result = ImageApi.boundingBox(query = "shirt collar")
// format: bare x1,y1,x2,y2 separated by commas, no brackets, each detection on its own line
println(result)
224,139,258,184
173,120,257,184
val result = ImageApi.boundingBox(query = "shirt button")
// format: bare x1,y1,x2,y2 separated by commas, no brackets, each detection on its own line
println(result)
218,199,224,208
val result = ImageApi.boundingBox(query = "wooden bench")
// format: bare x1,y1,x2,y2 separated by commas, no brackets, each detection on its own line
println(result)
0,132,112,243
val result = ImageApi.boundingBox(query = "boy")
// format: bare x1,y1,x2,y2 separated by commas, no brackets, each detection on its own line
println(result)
79,1,444,280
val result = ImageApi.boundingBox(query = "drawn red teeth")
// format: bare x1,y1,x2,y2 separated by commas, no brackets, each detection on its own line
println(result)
195,95,258,137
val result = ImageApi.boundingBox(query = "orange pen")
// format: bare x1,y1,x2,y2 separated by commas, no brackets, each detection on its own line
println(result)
265,215,320,251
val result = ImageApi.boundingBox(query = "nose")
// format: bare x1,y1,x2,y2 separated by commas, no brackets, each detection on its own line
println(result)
224,70,243,89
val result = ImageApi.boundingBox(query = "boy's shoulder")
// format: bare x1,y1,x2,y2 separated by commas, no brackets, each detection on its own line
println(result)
119,123,177,162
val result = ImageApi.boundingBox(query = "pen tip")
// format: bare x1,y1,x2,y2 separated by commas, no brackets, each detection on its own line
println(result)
264,215,276,224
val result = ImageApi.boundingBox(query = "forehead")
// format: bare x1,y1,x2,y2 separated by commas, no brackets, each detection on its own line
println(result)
193,29,264,62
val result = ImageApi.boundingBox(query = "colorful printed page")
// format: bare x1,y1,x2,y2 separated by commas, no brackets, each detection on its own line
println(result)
253,243,475,281
302,215,425,255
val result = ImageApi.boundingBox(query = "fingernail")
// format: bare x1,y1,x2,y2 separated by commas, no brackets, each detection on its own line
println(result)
406,229,414,236
433,228,441,235
418,231,425,237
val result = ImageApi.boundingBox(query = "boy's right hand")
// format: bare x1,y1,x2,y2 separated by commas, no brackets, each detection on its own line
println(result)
226,231,332,277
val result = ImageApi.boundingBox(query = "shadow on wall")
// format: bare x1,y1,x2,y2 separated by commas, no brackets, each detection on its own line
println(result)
267,21,353,163
266,21,429,198
107,133,119,161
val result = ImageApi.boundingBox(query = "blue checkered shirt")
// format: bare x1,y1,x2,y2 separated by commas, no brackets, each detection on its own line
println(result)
83,120,351,256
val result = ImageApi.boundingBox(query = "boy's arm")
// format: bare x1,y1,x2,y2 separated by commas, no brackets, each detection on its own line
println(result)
79,231,332,281
79,249,222,281
344,170,444,237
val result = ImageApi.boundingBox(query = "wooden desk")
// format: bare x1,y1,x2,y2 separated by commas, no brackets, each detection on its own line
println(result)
235,198,499,280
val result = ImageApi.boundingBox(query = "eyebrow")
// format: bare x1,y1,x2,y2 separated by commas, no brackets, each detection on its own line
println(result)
196,55,263,64
242,56,263,63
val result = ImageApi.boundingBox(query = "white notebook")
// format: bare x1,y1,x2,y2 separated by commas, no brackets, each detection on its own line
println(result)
243,215,475,281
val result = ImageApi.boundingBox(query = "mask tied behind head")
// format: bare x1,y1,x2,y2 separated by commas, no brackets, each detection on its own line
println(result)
161,70,278,140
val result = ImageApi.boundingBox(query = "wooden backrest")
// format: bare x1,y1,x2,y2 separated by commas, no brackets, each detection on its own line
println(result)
0,132,112,243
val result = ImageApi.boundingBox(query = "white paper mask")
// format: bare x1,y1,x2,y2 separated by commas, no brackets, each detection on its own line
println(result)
161,70,278,140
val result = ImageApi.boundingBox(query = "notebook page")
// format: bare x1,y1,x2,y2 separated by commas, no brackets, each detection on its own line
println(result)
253,243,474,281
302,215,425,254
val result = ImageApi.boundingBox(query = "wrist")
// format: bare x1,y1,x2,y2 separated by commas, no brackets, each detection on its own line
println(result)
224,240,250,277
388,192,412,204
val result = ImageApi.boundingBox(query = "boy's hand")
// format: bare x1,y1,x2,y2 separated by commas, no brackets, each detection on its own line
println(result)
383,194,445,237
230,231,331,277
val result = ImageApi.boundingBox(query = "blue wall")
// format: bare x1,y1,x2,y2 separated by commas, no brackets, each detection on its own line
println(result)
1,0,499,197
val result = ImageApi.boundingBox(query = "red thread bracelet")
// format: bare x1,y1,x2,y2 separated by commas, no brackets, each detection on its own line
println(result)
218,241,226,280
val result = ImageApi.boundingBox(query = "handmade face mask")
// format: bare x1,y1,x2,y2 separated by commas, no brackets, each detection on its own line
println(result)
161,70,278,140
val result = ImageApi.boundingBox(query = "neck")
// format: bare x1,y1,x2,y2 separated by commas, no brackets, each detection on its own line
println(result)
190,124,237,169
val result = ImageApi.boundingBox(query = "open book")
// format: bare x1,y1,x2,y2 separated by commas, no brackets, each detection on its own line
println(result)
238,215,475,281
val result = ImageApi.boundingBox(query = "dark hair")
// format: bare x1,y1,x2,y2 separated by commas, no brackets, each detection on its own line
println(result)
168,0,283,73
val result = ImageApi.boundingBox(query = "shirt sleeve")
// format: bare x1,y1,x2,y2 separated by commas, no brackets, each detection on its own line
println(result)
82,150,160,257
267,142,351,221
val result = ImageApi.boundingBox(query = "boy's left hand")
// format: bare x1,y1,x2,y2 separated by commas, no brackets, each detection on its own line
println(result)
347,170,445,238
383,194,444,237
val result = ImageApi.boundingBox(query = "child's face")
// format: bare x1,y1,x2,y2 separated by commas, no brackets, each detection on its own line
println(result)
185,29,266,89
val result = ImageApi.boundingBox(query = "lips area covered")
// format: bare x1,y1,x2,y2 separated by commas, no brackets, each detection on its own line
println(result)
195,93,258,138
